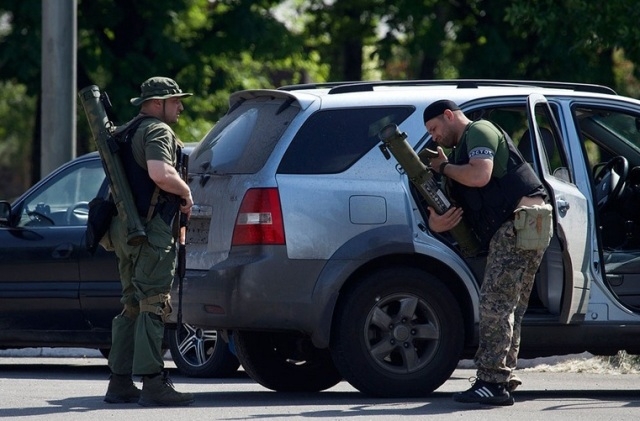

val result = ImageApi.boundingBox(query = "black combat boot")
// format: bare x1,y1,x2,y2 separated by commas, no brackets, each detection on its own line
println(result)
104,373,141,403
138,371,195,407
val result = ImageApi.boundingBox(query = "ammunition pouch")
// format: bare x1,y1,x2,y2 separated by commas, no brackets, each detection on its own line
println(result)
139,293,173,323
513,203,553,250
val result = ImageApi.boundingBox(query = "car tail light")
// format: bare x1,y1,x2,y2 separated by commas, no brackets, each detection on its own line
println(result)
231,188,285,245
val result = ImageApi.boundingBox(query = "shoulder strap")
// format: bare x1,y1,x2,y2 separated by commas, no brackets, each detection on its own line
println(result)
115,115,154,143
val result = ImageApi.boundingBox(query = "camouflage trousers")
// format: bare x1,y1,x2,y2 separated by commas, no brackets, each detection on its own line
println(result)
474,219,546,384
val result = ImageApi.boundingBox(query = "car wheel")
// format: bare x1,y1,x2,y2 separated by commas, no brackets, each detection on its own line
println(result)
168,324,239,378
234,331,342,392
331,266,464,397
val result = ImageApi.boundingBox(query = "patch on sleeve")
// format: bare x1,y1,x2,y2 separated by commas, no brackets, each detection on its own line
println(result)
468,147,494,160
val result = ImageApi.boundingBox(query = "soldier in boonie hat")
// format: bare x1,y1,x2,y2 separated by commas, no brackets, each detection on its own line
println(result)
105,76,196,407
130,76,193,106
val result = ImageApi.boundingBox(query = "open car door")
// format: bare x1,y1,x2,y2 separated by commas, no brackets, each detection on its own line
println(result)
526,93,591,323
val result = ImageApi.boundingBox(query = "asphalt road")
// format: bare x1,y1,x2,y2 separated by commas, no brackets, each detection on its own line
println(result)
0,355,639,421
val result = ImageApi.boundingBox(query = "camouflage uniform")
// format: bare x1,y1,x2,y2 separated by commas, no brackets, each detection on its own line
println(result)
423,100,550,404
445,120,549,385
474,220,546,383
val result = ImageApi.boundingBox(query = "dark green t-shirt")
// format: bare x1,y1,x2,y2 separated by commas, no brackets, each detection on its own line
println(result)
454,120,508,178
131,118,179,170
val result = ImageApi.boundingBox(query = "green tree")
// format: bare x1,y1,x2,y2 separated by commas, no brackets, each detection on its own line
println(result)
3,0,640,198
303,0,388,81
0,0,324,193
0,81,36,199
502,0,640,92
374,0,465,79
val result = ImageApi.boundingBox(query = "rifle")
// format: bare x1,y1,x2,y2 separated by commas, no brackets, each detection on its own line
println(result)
176,152,189,332
378,124,481,257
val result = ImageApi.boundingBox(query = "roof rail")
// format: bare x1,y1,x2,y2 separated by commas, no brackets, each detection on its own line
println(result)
278,79,617,95
278,81,363,91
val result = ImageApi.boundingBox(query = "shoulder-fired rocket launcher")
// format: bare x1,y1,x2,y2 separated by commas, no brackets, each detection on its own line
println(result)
78,85,147,246
378,124,480,257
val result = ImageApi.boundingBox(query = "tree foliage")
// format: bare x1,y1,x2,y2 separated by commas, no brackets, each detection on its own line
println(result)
1,0,640,195
0,81,36,200
74,0,321,141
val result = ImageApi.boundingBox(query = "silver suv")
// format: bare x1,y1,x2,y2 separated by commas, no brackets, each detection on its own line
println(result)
181,80,640,397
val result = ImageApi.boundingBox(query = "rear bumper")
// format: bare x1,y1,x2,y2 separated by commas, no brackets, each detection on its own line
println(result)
178,246,327,333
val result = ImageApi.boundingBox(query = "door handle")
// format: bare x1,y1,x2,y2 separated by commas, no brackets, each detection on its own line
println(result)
556,198,570,217
52,243,74,259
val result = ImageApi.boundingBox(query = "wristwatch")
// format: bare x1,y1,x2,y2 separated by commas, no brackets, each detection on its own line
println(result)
439,161,449,174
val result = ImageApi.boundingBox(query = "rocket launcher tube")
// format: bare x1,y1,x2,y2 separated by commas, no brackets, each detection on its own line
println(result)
378,124,480,257
79,85,147,246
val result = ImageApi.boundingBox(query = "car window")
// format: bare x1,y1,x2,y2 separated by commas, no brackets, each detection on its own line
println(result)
278,106,414,174
587,111,640,149
190,96,301,175
573,106,640,172
18,159,105,227
532,103,572,182
469,104,572,183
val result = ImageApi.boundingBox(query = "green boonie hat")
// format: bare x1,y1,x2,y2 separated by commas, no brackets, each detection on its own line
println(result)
130,76,193,106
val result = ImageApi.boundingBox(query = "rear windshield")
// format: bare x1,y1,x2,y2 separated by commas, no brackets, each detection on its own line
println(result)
278,106,414,174
190,95,301,174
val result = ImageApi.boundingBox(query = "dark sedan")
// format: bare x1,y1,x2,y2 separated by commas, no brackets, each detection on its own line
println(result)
0,151,238,377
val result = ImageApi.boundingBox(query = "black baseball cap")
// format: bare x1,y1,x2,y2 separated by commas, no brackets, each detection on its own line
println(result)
423,99,460,123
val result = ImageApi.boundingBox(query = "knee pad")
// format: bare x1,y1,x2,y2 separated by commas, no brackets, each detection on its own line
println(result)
139,293,172,323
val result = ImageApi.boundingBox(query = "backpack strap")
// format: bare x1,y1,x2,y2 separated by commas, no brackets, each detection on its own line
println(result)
115,115,154,143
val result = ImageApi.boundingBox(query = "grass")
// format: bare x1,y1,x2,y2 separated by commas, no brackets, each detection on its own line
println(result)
522,351,640,374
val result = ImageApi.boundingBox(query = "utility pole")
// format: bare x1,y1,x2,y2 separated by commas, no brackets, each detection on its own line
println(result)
41,0,77,178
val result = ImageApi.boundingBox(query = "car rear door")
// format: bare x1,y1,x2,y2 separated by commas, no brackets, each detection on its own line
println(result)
526,93,591,323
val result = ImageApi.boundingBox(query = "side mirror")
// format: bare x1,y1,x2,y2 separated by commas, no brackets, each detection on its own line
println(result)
0,201,11,225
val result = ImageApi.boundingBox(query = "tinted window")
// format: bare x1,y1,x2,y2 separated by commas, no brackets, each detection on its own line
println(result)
190,96,301,174
278,106,414,174
589,112,640,149
574,106,640,170
18,159,105,227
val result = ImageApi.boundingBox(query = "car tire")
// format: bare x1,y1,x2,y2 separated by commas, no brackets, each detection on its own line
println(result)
234,331,342,392
331,266,464,397
168,324,240,378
